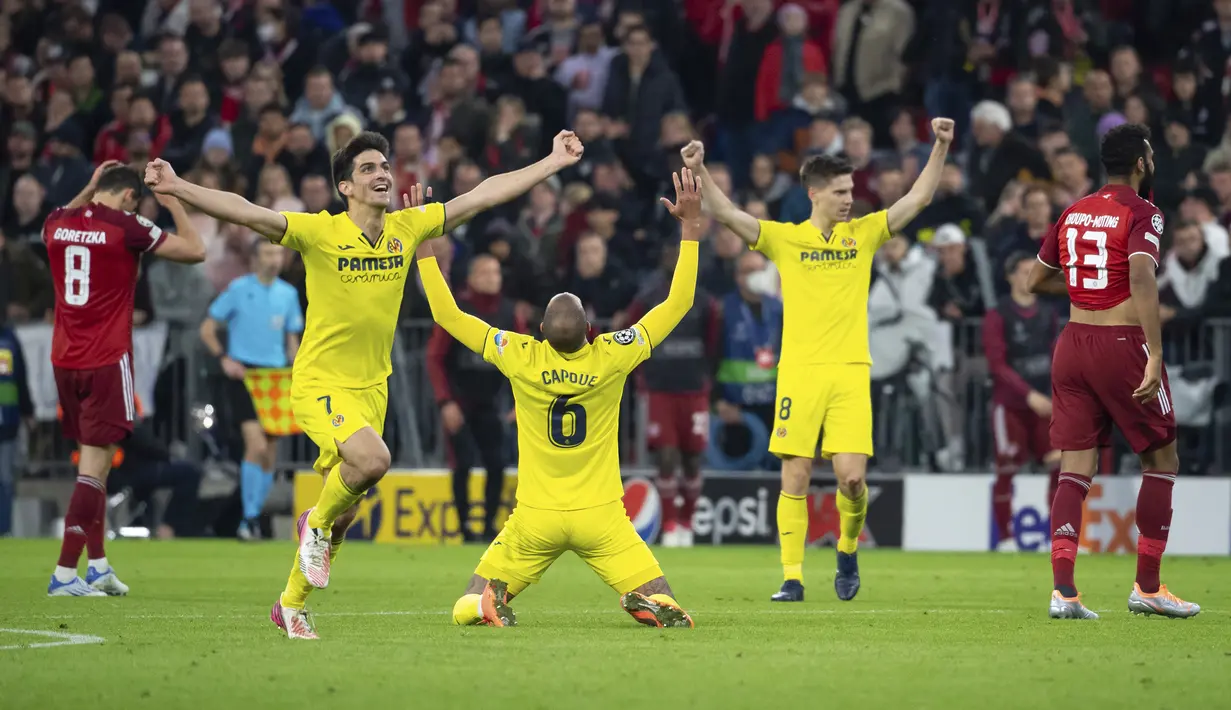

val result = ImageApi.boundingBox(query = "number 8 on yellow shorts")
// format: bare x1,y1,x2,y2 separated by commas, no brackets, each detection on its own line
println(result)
769,364,873,459
291,383,389,475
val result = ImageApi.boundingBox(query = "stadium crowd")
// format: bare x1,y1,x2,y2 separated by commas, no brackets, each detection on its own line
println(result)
4,0,1231,531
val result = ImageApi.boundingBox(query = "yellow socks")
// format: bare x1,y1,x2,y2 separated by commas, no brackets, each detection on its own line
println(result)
836,487,868,555
307,470,363,532
452,594,484,625
777,492,808,581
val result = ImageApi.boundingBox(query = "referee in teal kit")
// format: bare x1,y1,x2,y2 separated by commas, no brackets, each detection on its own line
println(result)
200,240,304,540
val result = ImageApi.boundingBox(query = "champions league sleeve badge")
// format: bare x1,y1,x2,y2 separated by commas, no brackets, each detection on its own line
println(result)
613,328,636,345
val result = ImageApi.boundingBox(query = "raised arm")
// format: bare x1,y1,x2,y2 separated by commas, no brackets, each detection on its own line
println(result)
443,131,584,232
680,141,761,246
640,170,701,343
887,118,955,233
416,240,492,353
150,194,206,263
144,158,289,242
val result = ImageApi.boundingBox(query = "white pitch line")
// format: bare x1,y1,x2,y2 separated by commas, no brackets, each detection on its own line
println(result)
0,628,106,651
12,607,1222,623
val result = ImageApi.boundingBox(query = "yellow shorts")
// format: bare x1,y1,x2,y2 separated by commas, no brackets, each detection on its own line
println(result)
291,382,388,475
475,499,663,595
769,364,873,459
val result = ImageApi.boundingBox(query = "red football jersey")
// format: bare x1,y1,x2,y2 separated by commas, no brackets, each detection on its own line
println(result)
43,204,165,369
1037,184,1163,311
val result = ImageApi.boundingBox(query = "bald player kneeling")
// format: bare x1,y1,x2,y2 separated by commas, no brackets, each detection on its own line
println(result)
411,170,704,628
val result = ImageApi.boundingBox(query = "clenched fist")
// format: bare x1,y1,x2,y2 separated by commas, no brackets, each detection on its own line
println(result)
680,140,705,170
931,118,956,145
144,159,179,194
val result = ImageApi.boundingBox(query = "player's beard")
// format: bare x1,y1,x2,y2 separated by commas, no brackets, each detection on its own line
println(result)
1138,166,1155,201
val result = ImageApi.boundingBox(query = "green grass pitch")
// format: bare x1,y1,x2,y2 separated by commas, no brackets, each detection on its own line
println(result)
1,540,1228,709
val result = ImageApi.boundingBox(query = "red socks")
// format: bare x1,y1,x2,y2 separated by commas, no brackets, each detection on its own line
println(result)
992,473,1014,540
656,476,679,532
1050,472,1092,595
1135,471,1175,594
58,477,107,569
1046,467,1060,509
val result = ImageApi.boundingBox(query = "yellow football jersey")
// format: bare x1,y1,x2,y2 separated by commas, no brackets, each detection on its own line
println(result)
280,205,445,388
481,323,654,511
754,211,890,366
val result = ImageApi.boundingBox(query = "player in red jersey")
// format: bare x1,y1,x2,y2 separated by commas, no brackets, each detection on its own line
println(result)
1028,124,1199,619
43,163,205,597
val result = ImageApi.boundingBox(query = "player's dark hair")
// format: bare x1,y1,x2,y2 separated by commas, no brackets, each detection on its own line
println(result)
799,153,854,189
1100,123,1151,178
331,130,390,198
1004,251,1035,276
94,165,143,197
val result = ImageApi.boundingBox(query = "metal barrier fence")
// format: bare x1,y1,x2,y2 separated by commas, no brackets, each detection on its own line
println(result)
19,318,1231,478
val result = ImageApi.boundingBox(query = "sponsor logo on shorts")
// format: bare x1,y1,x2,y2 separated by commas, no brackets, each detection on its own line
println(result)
387,237,403,254
613,328,636,345
775,427,787,438
332,414,345,427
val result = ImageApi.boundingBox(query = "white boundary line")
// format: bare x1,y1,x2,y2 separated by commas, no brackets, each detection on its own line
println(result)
0,628,106,651
9,607,1222,623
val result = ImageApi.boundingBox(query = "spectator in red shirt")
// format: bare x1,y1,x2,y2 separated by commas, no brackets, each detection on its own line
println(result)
93,92,170,165
754,3,827,124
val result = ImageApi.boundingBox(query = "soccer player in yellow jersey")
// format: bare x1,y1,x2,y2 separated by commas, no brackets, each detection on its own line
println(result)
143,129,584,639
414,170,705,629
681,118,955,602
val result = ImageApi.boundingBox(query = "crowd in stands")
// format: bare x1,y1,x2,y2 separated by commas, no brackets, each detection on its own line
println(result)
2,0,1231,477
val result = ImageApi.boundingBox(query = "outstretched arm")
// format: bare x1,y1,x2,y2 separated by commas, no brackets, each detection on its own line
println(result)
444,130,584,232
144,158,288,242
887,118,955,233
680,141,761,246
640,170,701,343
407,187,490,353
151,194,206,263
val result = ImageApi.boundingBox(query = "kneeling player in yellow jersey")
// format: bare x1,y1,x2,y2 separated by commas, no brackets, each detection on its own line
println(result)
145,129,584,639
681,118,955,602
414,171,705,629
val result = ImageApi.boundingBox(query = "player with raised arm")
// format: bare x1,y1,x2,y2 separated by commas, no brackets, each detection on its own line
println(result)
681,118,955,603
415,170,702,629
1028,124,1200,620
144,129,583,639
45,162,205,596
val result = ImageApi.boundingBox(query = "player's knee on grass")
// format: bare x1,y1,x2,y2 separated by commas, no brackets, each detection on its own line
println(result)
1140,441,1179,474
463,573,520,601
780,456,812,495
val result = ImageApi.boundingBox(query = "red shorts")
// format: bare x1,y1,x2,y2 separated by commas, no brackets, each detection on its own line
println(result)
646,391,709,454
54,354,136,447
992,402,1052,472
1050,323,1175,455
